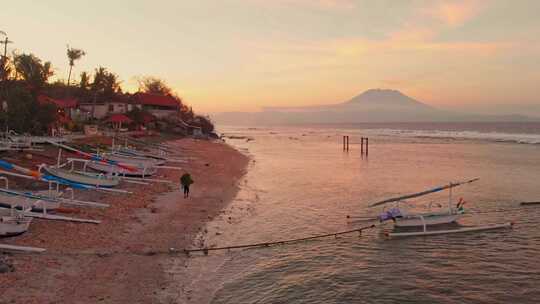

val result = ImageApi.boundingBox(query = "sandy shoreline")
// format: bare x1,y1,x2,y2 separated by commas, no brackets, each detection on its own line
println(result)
0,138,249,303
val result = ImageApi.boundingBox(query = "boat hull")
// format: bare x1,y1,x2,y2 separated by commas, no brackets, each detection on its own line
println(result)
0,210,32,237
395,214,461,227
43,166,120,187
387,222,513,238
103,153,165,167
87,161,157,177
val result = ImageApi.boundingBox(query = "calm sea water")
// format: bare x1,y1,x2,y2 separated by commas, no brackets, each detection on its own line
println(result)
174,123,540,304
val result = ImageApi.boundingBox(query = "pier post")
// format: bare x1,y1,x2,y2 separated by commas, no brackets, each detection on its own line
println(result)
343,136,350,151
366,138,369,155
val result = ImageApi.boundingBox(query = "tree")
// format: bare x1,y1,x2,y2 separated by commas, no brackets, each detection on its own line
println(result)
89,67,120,119
79,71,90,90
91,67,120,96
4,85,56,134
138,76,172,95
195,115,214,133
66,46,85,86
0,31,10,83
13,53,53,92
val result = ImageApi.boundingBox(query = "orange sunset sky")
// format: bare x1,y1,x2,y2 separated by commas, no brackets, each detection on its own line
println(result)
2,0,539,115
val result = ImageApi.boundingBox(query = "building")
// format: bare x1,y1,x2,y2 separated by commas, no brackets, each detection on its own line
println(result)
131,92,180,118
79,97,140,119
37,95,79,119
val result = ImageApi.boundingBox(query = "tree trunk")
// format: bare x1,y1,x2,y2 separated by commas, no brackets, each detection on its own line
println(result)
67,65,73,86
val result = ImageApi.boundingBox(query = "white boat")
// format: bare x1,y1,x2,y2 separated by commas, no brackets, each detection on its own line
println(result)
393,211,461,228
0,190,61,212
0,208,32,237
41,165,120,188
113,146,188,164
370,179,479,228
102,152,165,167
87,160,157,177
386,222,513,238
362,178,512,238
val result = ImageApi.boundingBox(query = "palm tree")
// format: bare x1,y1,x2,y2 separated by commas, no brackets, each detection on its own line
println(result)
66,46,85,86
13,53,53,92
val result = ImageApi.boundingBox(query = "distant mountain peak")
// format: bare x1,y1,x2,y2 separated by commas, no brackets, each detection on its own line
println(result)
343,88,433,110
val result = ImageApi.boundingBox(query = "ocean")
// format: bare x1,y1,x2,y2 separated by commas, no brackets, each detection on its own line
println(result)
175,122,540,304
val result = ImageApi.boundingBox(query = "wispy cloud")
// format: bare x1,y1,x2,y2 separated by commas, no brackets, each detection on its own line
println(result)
421,0,486,28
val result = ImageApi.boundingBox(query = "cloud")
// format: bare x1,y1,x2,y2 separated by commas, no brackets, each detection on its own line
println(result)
422,0,486,27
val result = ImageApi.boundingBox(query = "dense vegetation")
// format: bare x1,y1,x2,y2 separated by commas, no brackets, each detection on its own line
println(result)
0,33,214,135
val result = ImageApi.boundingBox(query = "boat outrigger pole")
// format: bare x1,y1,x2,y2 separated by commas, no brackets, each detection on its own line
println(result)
46,140,137,173
369,178,479,208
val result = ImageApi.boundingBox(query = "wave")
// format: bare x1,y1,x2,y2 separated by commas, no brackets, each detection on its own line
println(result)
361,128,540,145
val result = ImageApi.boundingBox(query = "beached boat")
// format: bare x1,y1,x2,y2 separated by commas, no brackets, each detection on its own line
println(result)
0,159,130,194
114,146,167,160
102,152,165,167
86,160,157,177
0,208,32,237
41,165,120,188
9,135,66,144
113,146,188,163
0,190,61,212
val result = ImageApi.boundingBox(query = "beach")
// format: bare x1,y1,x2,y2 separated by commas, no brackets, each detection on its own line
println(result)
0,137,248,303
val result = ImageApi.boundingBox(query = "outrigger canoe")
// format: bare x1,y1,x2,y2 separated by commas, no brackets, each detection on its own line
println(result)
0,208,32,237
87,160,157,177
41,166,120,188
102,153,165,167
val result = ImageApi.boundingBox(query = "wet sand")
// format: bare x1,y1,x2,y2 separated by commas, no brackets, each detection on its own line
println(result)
0,138,248,303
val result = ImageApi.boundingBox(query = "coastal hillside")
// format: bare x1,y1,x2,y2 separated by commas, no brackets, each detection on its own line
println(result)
213,89,539,125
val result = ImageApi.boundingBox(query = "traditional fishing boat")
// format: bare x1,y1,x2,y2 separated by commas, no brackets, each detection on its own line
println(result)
102,152,165,167
40,165,120,188
0,159,130,194
114,146,167,161
0,208,32,237
369,178,479,227
365,178,513,237
86,160,157,177
0,190,61,212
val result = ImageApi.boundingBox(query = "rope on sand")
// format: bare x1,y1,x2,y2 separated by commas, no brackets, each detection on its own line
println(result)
183,224,377,256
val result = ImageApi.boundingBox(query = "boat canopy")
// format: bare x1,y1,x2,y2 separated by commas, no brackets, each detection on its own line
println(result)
368,178,479,208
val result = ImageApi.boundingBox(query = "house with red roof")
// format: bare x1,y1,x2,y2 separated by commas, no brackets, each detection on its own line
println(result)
37,94,80,121
132,92,180,118
79,96,139,119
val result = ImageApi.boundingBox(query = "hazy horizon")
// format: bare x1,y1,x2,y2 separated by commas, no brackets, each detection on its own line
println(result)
2,0,539,115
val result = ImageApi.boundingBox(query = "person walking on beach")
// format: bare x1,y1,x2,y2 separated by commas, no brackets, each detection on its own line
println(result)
180,173,194,198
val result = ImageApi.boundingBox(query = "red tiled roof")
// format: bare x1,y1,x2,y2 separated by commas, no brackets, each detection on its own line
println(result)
38,95,78,109
134,93,179,108
107,114,133,123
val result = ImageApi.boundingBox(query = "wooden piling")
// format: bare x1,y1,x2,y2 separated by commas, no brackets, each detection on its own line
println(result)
366,138,369,155
360,137,369,156
343,136,350,151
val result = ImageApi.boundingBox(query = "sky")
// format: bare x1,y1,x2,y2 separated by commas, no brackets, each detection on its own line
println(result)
1,0,539,115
